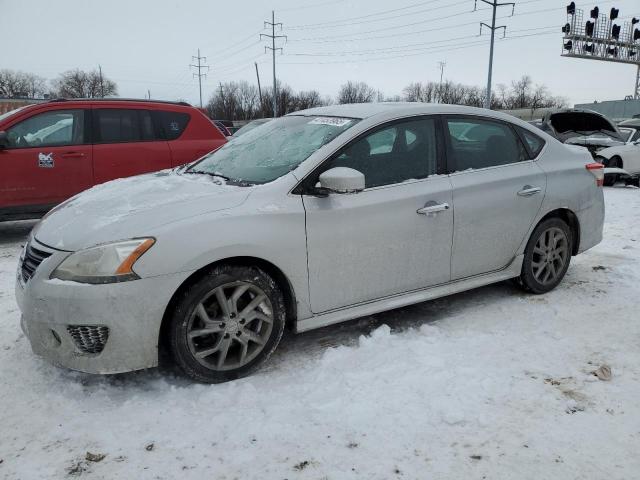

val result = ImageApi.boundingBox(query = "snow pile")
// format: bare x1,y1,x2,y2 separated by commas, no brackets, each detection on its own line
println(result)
1,187,640,479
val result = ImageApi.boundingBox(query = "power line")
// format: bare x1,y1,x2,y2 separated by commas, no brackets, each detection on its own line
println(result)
288,0,456,29
190,48,209,108
279,29,557,65
261,11,287,117
288,0,469,30
285,25,556,56
279,0,342,12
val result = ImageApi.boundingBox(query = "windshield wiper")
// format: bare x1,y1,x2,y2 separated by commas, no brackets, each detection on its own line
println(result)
185,170,231,182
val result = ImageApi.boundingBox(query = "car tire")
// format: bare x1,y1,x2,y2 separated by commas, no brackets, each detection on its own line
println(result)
517,218,573,294
603,156,622,187
169,264,286,383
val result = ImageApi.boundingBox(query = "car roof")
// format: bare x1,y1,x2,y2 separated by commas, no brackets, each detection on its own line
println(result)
289,102,522,123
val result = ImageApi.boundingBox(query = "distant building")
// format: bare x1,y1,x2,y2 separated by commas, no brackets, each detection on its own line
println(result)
0,97,47,115
574,99,640,122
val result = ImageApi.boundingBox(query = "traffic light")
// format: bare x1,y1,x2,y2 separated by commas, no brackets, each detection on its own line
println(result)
611,24,621,40
586,21,595,36
610,8,619,20
562,23,571,34
564,40,573,51
590,7,599,19
567,2,576,15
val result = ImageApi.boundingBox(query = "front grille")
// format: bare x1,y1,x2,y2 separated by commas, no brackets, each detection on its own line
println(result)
67,326,110,355
21,243,53,283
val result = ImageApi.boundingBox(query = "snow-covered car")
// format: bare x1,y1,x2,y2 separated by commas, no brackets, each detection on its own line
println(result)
597,139,640,186
15,103,605,383
537,109,625,157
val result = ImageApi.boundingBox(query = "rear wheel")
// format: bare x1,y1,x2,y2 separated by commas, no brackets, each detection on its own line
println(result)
169,265,285,383
517,218,572,294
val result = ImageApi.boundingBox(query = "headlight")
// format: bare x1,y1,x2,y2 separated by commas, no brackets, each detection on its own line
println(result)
51,238,155,284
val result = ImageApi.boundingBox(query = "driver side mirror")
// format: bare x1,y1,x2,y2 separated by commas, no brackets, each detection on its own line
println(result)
0,131,8,150
317,167,365,195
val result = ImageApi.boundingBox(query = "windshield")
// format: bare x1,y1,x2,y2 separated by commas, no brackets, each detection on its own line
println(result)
0,106,27,122
188,115,359,184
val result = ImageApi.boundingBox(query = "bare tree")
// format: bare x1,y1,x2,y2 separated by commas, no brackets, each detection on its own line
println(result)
0,69,47,98
52,69,118,98
337,81,376,104
295,90,325,110
403,82,436,103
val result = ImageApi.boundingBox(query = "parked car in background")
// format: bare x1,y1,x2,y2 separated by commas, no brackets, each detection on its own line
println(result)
617,119,640,143
0,99,226,221
596,138,640,185
233,118,272,137
213,120,235,136
16,103,604,383
536,109,625,157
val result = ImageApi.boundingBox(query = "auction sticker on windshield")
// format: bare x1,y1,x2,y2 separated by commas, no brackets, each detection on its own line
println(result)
308,117,353,127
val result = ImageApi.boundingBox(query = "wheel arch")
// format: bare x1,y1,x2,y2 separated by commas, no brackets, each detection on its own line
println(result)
536,208,581,256
158,256,298,357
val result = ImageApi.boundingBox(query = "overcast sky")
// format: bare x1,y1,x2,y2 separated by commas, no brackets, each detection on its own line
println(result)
2,0,639,106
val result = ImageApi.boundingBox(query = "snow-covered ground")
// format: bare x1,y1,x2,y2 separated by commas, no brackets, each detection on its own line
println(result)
1,187,639,479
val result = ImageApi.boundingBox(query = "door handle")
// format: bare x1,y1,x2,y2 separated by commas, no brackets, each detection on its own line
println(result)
517,186,541,197
61,152,86,159
417,202,450,215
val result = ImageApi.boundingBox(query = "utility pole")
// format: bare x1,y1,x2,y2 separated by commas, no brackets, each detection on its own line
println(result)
190,48,209,108
98,65,104,98
476,0,514,109
635,65,640,100
147,89,151,100
261,11,286,117
255,62,264,115
437,61,446,103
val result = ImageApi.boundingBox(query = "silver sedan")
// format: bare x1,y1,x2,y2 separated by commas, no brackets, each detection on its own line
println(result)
16,103,605,383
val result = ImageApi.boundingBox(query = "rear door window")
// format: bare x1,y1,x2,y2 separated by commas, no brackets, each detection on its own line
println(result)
445,117,528,171
6,110,85,148
94,109,160,143
155,111,191,140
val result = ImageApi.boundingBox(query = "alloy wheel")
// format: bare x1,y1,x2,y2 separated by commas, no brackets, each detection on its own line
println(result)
531,227,569,286
186,281,274,371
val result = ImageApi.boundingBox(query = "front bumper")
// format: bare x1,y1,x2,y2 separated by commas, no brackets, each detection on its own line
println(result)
16,239,192,374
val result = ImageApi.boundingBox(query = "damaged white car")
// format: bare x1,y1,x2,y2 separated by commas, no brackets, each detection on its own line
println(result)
16,103,605,383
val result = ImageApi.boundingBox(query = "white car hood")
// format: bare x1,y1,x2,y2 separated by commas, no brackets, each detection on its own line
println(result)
33,170,252,251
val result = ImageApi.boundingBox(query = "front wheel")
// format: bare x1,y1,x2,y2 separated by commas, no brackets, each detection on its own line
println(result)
169,265,286,383
517,218,572,294
603,156,622,187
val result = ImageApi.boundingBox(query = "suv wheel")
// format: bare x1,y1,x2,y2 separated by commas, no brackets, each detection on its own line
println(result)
517,218,572,294
169,265,285,383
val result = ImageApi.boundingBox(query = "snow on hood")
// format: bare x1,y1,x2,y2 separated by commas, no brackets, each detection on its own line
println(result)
33,170,252,251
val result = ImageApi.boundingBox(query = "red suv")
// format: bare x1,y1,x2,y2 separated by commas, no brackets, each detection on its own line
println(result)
0,99,227,221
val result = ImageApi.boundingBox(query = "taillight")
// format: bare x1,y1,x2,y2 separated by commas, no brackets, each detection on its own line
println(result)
586,162,604,187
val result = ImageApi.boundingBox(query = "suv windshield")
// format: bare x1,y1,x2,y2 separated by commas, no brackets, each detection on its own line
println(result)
188,115,358,184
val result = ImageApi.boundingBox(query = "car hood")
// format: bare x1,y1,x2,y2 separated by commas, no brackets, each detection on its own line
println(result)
545,111,623,145
33,170,252,251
